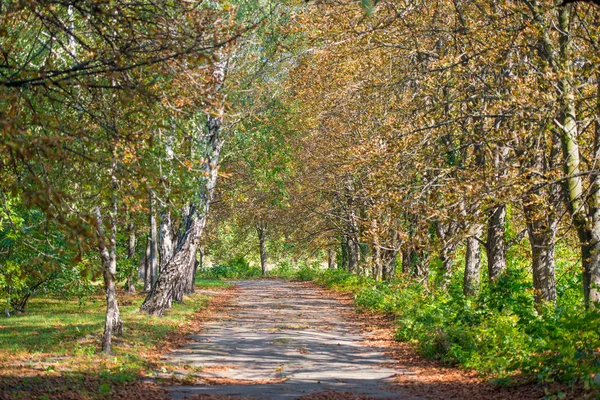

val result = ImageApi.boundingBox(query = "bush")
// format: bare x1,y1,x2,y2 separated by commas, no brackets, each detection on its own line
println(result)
268,261,323,281
197,257,262,279
267,261,296,279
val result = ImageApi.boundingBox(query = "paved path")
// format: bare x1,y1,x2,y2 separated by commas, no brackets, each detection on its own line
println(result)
166,280,417,399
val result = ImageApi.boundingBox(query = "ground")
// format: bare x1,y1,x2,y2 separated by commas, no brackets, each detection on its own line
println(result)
166,280,409,399
0,279,590,399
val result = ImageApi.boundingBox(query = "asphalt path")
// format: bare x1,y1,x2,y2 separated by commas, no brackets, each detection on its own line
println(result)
166,279,418,399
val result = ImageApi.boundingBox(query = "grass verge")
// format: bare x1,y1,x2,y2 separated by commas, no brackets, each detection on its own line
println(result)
0,280,230,399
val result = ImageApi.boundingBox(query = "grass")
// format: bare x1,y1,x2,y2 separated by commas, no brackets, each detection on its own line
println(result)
0,283,222,398
194,278,232,288
0,291,208,360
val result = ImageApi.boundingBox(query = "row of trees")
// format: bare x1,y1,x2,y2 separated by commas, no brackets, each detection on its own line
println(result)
214,0,600,311
0,0,286,353
2,0,599,357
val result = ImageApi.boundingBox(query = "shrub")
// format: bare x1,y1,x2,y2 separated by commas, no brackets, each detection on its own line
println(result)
197,257,262,279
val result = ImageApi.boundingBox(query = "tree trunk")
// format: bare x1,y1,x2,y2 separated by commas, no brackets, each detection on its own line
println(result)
401,248,411,274
381,249,397,281
342,177,361,274
340,236,349,271
588,73,600,307
463,226,482,296
141,61,225,316
190,247,203,293
347,234,360,274
159,211,174,270
256,221,268,276
94,204,123,354
373,244,382,281
437,221,460,289
526,215,557,304
413,248,429,287
554,7,600,307
149,193,159,288
126,220,136,294
143,236,151,291
173,245,197,302
520,132,560,304
328,248,335,270
485,204,507,282
181,246,198,298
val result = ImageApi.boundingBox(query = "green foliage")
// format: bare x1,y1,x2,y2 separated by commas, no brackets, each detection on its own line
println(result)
0,197,93,312
198,257,262,280
267,261,297,279
268,260,322,281
44,265,98,304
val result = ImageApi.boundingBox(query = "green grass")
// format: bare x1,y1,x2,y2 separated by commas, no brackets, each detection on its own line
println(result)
0,292,209,360
0,288,215,398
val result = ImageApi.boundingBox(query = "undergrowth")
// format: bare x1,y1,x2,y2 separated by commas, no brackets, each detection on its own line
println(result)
197,256,262,279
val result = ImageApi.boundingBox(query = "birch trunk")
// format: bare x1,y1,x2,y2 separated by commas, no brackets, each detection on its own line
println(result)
94,189,123,353
126,221,136,294
149,193,159,287
141,61,225,315
143,237,151,291
328,248,336,270
463,225,482,296
159,211,174,270
485,204,507,282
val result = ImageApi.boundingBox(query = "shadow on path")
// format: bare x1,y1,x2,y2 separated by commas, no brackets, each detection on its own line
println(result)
165,280,417,399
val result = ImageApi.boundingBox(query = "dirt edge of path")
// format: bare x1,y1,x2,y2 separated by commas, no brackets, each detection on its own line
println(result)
158,285,239,358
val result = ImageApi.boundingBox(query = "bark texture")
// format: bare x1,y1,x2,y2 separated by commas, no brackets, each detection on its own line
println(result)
328,248,336,270
149,193,159,287
520,132,560,304
463,225,482,296
381,248,397,281
140,61,225,316
143,237,151,291
256,221,268,276
554,7,600,307
436,221,460,288
95,204,123,354
159,211,174,269
485,204,507,282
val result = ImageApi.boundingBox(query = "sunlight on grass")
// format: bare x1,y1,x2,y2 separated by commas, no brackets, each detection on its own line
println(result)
0,291,210,369
0,287,221,398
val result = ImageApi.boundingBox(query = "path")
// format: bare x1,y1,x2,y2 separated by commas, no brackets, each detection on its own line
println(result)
165,280,417,399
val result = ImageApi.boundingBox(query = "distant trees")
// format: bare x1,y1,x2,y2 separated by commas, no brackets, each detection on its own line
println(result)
212,0,600,311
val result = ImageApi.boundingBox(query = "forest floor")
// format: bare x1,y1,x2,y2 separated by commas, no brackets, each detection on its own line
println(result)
0,279,588,399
